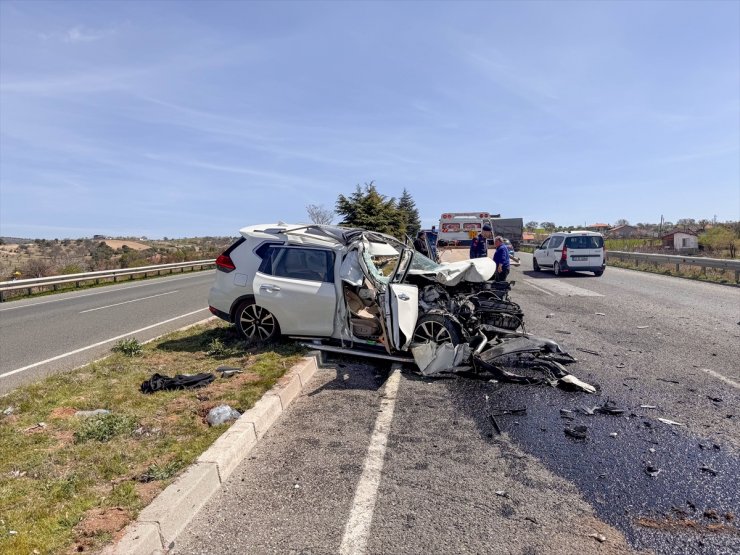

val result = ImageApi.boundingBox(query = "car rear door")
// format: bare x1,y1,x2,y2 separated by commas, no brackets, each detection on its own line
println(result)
253,246,337,336
565,235,603,269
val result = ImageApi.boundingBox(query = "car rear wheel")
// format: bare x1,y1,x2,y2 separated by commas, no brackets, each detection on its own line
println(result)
553,262,561,276
533,258,541,272
413,314,462,346
235,300,281,344
594,269,604,277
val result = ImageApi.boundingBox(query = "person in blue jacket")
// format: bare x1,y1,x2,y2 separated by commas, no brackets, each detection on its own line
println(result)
492,235,511,281
470,224,491,258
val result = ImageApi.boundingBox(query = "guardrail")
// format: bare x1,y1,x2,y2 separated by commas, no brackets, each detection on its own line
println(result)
607,251,740,282
0,260,216,302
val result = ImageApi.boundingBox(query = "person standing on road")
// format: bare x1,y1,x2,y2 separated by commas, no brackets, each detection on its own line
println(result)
413,231,429,257
470,224,491,258
493,235,510,281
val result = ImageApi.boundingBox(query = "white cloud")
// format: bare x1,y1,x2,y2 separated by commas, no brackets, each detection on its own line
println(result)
64,25,111,43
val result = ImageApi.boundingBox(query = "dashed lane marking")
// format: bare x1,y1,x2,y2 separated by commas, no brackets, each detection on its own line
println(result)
0,308,208,379
79,290,179,313
522,278,604,297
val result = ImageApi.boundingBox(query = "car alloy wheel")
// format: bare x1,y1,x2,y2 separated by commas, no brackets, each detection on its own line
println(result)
413,314,462,345
236,301,280,343
533,258,540,272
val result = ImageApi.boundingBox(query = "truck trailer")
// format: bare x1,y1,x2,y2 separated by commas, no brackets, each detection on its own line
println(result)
437,212,524,248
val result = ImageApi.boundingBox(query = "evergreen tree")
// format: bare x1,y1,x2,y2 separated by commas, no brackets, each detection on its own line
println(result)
335,182,404,237
397,188,421,238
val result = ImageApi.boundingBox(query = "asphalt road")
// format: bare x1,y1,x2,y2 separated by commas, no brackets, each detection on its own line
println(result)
175,255,740,555
0,271,214,395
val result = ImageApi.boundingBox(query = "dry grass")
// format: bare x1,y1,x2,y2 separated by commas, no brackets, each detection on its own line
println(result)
0,320,304,554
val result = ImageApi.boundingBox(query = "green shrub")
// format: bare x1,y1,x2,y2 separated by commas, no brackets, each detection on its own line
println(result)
74,414,138,443
112,338,143,357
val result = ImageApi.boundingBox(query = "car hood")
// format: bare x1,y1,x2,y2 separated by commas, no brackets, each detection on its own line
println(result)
411,257,496,286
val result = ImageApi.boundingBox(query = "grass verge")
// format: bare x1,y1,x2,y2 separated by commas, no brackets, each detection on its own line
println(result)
608,259,738,285
0,320,304,554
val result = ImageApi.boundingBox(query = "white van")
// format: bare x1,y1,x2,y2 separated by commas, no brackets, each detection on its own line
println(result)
532,231,605,276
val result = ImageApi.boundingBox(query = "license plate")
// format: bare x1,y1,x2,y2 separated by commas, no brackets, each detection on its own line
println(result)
572,256,587,261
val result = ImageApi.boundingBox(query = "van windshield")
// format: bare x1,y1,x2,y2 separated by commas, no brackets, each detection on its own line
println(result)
565,236,604,249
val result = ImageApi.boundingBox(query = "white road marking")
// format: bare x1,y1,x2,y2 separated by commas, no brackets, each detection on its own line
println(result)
701,368,740,390
79,291,179,313
522,278,603,297
0,308,208,379
339,367,402,555
0,272,211,312
520,279,554,296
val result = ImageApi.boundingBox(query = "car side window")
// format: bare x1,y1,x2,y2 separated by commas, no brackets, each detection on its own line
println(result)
539,238,550,249
549,236,564,249
259,247,334,283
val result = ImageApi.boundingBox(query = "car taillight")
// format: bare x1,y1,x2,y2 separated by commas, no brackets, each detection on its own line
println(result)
561,245,567,261
216,254,236,272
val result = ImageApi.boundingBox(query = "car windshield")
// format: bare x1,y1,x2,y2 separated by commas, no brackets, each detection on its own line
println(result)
565,235,604,249
361,233,442,282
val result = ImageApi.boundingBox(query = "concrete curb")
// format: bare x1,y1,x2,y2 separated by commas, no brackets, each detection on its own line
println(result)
103,352,321,554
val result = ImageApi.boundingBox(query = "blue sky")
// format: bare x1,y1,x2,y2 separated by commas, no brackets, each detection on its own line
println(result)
1,0,738,239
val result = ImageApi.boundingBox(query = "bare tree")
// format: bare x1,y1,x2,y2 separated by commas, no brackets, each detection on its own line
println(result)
306,204,335,225
615,219,630,227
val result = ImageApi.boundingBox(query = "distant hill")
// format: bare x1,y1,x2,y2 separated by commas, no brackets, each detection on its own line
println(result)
0,237,34,244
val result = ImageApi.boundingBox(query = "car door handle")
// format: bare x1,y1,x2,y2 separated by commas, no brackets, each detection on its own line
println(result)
397,293,410,301
260,284,281,293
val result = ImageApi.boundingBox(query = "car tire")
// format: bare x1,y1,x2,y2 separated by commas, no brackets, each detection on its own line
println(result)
594,270,604,277
533,258,541,272
413,314,462,346
234,300,281,344
553,262,561,276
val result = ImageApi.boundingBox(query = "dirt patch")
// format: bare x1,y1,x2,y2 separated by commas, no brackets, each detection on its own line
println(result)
50,407,78,419
135,481,163,505
75,506,131,537
103,240,151,251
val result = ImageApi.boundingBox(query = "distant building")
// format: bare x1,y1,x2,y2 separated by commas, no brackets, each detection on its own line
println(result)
662,231,698,250
608,224,638,238
586,223,610,233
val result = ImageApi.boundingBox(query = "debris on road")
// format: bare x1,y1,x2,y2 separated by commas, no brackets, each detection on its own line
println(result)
564,425,588,440
206,405,241,426
2,406,15,416
645,465,662,477
216,365,243,378
595,312,605,316
636,325,650,329
656,378,680,385
140,372,215,393
640,405,658,409
576,348,601,356
489,414,502,435
700,466,718,476
495,490,510,498
657,418,686,427
589,533,607,543
560,409,575,419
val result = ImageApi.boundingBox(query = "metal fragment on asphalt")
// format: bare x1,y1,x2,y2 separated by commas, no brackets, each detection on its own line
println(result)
657,417,686,426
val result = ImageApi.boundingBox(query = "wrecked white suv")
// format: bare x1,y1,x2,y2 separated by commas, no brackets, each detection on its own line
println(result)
208,224,524,362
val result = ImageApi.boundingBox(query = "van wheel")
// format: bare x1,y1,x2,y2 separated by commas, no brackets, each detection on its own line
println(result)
594,270,604,277
553,262,561,276
413,314,462,346
533,258,541,272
235,300,281,344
